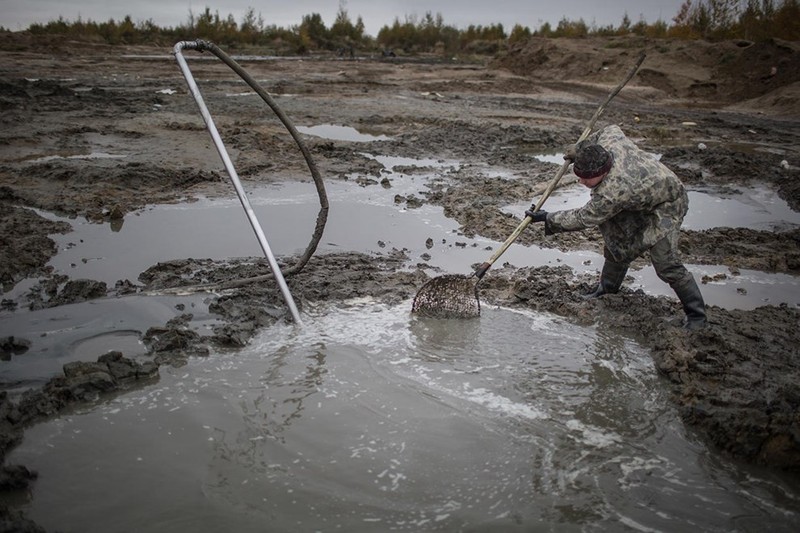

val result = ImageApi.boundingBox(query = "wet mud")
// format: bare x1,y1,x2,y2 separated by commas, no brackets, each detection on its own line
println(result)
0,32,799,527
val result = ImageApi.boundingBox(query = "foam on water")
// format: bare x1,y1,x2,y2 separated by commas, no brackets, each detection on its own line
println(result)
24,152,127,164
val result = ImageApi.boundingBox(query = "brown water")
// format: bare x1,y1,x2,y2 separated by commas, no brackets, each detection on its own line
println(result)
9,302,799,531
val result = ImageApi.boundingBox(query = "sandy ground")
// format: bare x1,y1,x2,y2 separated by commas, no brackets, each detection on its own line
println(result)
0,32,799,527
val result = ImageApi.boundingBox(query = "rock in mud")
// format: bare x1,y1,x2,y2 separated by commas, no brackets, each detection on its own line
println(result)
0,464,37,490
50,279,108,307
0,337,31,360
5,352,161,431
0,504,45,533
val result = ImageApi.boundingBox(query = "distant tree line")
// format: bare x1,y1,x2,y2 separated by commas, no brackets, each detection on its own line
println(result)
668,0,798,40
2,1,797,55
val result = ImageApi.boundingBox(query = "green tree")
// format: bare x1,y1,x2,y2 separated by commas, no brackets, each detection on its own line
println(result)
417,11,441,49
630,16,650,35
555,17,588,37
355,16,366,39
773,0,800,39
119,15,136,43
298,12,328,50
706,0,740,37
741,0,763,39
692,2,712,38
508,23,531,44
619,13,632,34
330,4,360,44
536,21,553,37
377,16,416,52
646,19,669,37
240,7,264,44
762,0,776,19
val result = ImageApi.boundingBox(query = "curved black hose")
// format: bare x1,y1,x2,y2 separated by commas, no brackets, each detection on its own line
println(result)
188,39,328,277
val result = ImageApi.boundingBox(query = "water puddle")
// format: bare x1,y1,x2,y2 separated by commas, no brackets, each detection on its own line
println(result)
0,293,217,388
8,302,799,531
5,168,794,389
18,173,798,311
512,182,800,232
624,263,799,309
360,152,457,171
533,153,564,165
297,124,391,142
685,185,800,231
34,178,460,286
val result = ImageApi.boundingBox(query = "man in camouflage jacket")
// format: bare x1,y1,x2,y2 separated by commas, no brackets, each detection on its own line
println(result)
526,124,707,330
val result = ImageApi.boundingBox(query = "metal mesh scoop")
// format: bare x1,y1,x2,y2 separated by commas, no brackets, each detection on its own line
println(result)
411,274,481,319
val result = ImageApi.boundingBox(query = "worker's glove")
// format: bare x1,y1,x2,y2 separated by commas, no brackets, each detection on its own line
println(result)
525,208,548,223
563,144,577,162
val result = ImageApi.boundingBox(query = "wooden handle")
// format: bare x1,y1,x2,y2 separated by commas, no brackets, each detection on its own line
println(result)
473,51,647,278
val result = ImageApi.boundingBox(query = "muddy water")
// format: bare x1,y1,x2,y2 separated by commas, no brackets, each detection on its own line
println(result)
9,301,799,532
297,124,392,142
0,293,216,389
30,177,800,310
3,164,797,390
3,141,799,530
29,155,460,286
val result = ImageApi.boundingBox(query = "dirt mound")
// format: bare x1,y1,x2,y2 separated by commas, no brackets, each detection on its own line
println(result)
727,80,800,116
493,36,800,117
715,39,800,100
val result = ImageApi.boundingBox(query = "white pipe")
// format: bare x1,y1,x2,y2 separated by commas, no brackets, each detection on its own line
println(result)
173,41,303,325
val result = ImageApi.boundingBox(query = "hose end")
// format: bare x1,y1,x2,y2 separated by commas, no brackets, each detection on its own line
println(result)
474,262,491,280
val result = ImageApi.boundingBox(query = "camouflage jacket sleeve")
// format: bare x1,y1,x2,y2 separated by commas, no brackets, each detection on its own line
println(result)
545,125,688,263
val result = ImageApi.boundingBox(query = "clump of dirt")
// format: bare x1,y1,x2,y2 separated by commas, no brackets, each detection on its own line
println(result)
661,144,800,211
0,204,70,291
1,161,222,220
681,227,800,272
0,349,160,497
715,39,800,103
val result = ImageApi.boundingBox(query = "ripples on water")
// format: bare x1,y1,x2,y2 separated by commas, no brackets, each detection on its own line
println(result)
10,301,800,532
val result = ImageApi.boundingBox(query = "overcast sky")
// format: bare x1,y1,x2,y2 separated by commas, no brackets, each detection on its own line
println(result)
1,1,686,35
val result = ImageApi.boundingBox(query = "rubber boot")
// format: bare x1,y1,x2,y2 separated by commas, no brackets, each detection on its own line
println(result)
672,276,707,330
582,261,628,299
